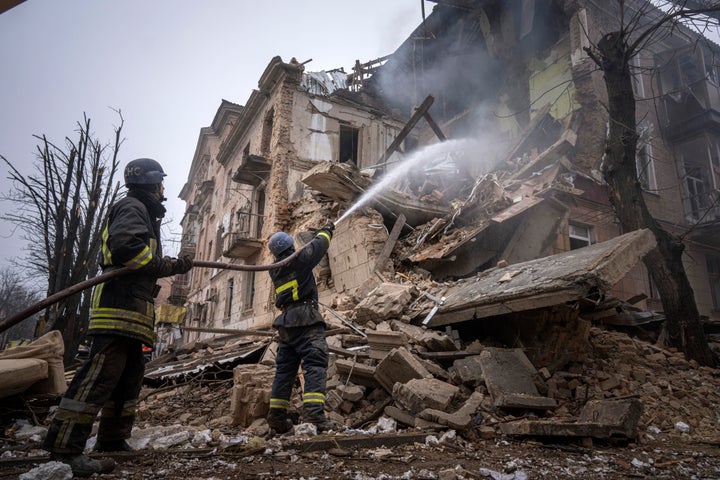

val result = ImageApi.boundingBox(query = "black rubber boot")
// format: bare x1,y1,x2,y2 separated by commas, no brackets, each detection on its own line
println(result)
51,453,116,477
267,408,293,434
95,439,133,452
302,404,333,432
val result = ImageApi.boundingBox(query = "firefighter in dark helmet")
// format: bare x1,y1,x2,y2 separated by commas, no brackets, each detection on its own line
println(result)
43,158,193,476
266,222,336,433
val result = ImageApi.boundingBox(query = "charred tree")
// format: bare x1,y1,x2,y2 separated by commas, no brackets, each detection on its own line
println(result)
1,113,122,364
585,1,719,366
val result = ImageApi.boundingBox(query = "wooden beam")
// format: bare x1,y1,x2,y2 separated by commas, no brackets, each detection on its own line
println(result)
375,95,436,167
374,213,406,272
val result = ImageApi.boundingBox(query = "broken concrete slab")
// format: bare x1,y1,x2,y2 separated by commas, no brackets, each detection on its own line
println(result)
418,390,485,430
301,161,370,204
384,405,444,429
479,347,557,410
374,347,432,393
335,358,379,388
366,331,409,360
499,397,643,440
450,355,485,387
393,377,459,414
353,283,418,325
421,229,657,327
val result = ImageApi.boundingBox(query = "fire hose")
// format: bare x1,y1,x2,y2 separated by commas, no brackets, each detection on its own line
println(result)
0,243,312,334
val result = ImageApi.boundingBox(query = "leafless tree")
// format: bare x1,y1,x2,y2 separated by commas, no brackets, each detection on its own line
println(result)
1,113,122,363
0,267,41,349
583,0,720,366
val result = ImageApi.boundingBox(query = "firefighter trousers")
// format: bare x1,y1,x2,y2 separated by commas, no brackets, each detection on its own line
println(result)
270,323,328,412
43,335,145,454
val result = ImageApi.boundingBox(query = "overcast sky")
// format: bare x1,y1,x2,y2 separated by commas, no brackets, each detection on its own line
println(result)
0,0,431,277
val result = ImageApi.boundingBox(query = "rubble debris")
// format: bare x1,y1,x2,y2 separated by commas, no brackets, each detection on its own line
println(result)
479,348,557,411
499,397,643,441
418,228,656,327
374,346,432,393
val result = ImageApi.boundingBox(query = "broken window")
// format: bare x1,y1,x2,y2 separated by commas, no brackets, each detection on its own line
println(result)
569,222,595,250
675,135,720,222
339,124,359,165
224,278,234,323
708,256,720,310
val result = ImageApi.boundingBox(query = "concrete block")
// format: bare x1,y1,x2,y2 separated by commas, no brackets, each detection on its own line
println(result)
335,358,379,388
451,355,484,387
578,398,643,438
337,384,365,402
418,391,484,429
500,398,643,440
393,378,459,414
375,347,431,393
479,347,557,410
384,405,443,429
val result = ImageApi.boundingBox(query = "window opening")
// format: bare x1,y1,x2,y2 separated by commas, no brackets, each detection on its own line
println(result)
569,222,595,250
339,124,359,165
224,278,234,323
243,271,255,312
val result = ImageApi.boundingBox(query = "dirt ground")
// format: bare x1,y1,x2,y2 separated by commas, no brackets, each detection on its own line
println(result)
3,432,720,479
3,325,720,479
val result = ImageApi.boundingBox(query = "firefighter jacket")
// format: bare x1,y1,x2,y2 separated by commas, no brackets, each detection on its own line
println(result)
88,190,167,346
269,227,332,329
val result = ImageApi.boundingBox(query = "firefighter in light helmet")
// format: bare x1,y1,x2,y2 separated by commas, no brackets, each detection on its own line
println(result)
266,222,336,433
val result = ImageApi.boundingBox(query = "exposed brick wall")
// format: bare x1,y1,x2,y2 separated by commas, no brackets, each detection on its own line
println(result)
329,210,388,295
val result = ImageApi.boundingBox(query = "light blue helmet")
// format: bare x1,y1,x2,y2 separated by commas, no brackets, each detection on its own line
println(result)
268,232,294,256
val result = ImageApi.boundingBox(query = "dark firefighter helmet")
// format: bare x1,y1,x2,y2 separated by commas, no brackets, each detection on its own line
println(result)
124,158,167,186
268,232,294,256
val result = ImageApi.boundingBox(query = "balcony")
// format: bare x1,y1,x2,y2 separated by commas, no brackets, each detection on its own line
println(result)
168,279,190,305
195,180,215,207
660,79,720,140
232,154,270,187
222,231,263,259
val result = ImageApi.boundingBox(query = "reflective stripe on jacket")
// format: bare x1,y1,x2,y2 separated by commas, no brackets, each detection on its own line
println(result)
270,228,332,328
88,194,161,345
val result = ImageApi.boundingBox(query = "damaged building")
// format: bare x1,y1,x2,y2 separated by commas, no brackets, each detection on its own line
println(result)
175,0,720,348
5,3,720,475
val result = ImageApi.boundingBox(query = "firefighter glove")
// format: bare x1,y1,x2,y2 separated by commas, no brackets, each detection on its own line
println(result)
172,255,194,274
151,256,175,278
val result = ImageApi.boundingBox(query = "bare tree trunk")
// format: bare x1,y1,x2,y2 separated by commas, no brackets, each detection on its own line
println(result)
1,113,122,364
594,32,717,366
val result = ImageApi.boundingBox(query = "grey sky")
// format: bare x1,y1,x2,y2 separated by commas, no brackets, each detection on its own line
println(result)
0,0,430,276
